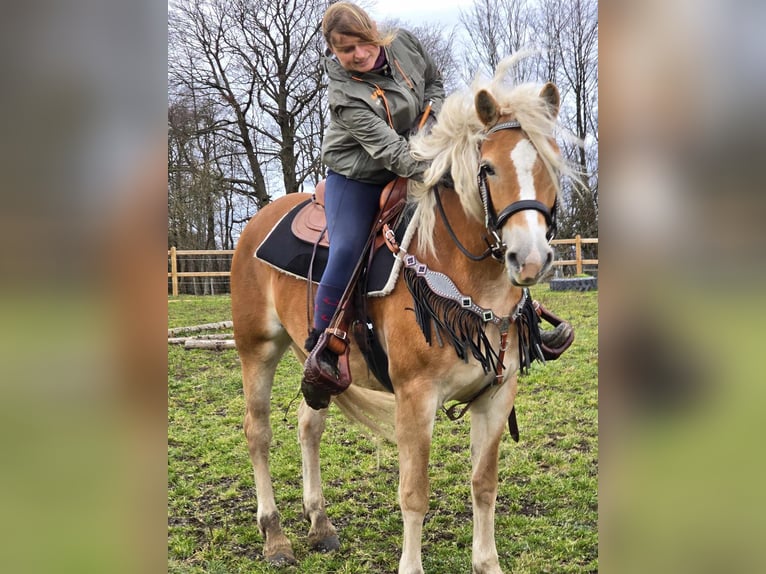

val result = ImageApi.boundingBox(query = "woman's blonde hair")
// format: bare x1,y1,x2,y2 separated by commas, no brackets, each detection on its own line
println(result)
322,2,395,49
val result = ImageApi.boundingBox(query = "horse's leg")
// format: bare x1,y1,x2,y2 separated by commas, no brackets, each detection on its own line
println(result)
395,382,439,574
297,400,341,552
468,377,518,574
241,338,296,566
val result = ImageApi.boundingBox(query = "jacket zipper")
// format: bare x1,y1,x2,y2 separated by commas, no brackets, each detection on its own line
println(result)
392,59,414,90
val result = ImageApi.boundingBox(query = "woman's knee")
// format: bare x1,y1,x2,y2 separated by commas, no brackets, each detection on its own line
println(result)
328,239,367,263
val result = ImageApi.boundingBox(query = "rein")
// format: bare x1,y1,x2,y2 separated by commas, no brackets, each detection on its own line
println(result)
433,187,495,261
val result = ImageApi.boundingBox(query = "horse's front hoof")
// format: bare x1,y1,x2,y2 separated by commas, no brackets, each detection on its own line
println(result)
265,550,297,566
310,533,340,553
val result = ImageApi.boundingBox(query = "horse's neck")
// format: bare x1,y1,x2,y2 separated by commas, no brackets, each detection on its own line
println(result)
414,191,520,314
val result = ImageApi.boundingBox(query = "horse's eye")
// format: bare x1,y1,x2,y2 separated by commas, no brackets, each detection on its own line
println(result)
481,163,496,176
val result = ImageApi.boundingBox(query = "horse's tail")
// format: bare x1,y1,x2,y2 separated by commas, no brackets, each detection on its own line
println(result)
333,385,396,443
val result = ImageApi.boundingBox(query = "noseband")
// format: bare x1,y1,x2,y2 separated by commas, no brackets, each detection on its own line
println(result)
478,120,558,260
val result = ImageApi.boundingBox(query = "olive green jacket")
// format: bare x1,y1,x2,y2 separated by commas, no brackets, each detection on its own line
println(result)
321,29,445,184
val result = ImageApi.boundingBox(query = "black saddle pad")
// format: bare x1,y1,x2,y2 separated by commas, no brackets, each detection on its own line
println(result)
255,198,415,295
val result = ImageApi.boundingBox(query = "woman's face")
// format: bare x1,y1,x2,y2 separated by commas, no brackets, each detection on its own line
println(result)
329,32,381,74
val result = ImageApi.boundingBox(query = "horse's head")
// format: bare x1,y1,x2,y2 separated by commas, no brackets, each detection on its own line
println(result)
475,84,561,286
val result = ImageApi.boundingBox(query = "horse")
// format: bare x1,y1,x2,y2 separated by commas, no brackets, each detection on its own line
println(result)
230,56,575,574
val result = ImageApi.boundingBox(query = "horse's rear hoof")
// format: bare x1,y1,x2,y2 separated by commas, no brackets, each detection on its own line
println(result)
311,534,340,553
265,551,297,566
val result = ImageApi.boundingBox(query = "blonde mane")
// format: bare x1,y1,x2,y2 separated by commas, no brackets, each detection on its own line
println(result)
408,53,577,256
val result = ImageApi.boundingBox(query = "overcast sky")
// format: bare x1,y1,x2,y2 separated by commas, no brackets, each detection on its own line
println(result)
367,0,474,28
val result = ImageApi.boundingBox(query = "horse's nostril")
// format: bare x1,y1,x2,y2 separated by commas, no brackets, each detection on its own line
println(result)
545,251,553,266
507,252,519,268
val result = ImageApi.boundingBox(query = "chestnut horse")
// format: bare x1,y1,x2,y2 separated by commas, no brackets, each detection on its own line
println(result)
231,57,573,574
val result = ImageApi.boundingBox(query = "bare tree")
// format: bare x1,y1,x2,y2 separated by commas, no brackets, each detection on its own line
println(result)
169,0,271,208
168,0,328,208
532,0,566,83
546,0,598,239
168,95,224,250
458,0,535,84
168,95,236,293
458,0,598,240
231,0,327,194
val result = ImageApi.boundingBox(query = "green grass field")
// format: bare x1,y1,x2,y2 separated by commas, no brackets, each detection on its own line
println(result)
168,285,598,573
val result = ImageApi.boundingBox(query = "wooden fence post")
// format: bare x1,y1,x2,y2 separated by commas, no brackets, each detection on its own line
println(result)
170,246,179,297
575,234,583,275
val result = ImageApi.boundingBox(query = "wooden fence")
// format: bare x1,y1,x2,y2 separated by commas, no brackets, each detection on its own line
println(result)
167,247,234,297
168,236,598,296
551,235,599,274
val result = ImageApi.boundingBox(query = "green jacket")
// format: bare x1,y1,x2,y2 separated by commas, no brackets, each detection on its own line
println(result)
321,29,445,185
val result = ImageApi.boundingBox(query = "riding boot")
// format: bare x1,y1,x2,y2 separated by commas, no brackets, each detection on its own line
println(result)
537,310,575,361
304,328,340,374
301,328,338,410
540,323,573,350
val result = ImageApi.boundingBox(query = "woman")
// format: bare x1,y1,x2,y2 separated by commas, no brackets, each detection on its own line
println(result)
301,2,445,408
303,2,573,409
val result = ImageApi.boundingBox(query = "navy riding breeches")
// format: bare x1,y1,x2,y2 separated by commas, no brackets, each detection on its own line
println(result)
312,170,386,331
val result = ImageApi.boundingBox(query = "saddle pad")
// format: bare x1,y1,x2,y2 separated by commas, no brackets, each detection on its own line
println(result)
255,199,417,296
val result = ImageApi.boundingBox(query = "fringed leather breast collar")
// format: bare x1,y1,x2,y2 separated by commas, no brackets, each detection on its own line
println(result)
383,226,545,432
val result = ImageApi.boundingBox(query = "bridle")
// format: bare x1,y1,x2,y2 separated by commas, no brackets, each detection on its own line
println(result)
384,119,556,423
436,119,558,262
430,119,557,423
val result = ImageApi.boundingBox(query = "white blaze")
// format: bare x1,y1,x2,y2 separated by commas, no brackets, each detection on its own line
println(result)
510,139,542,230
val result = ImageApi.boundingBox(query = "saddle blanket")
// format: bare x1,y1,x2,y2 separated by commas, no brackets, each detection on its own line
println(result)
254,198,417,297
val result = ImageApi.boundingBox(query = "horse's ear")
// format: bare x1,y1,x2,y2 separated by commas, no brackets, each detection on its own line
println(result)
539,82,560,119
475,89,500,127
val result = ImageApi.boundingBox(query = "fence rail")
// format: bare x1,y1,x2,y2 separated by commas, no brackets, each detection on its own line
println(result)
550,235,599,274
168,236,598,296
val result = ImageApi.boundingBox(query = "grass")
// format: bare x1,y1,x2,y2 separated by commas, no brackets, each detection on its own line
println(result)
168,285,597,573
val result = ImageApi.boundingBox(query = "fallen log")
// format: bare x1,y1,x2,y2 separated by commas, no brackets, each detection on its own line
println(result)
168,321,233,337
171,333,233,341
169,334,235,345
183,339,236,350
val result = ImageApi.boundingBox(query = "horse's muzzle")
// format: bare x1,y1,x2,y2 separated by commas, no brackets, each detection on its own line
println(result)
506,246,553,286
